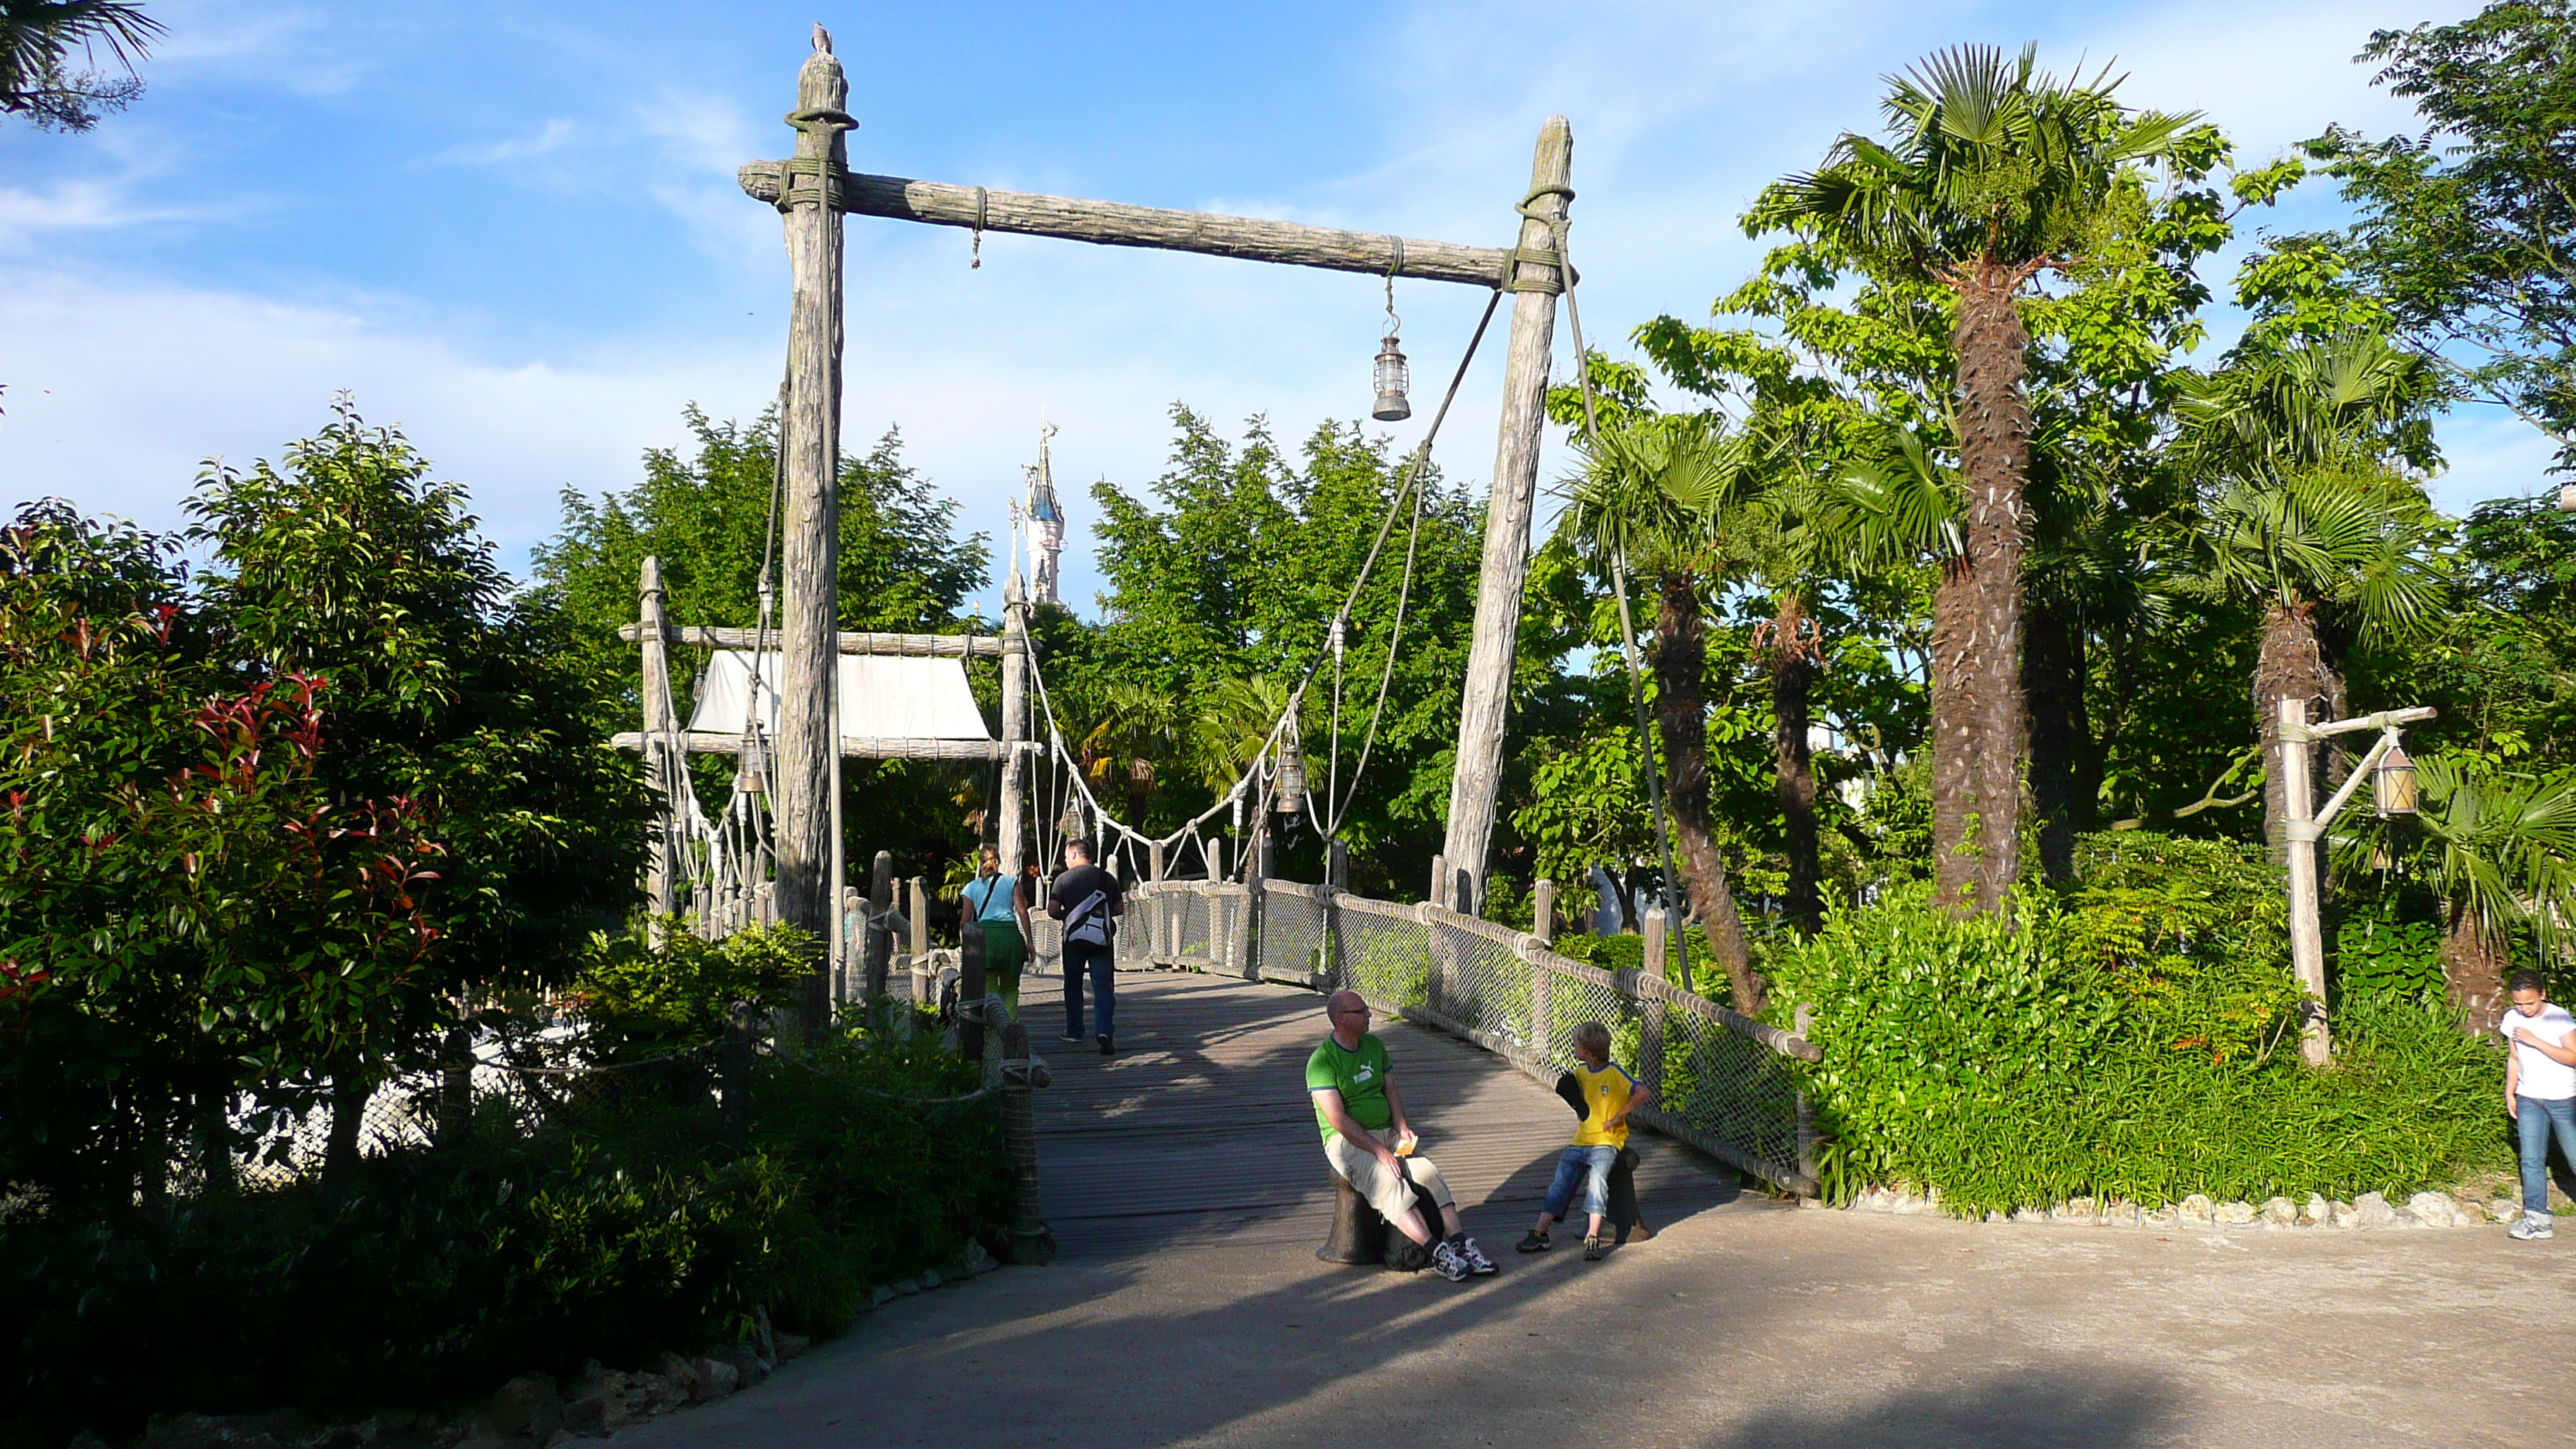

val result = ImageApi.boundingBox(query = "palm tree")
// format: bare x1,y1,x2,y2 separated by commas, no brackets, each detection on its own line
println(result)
2345,755,2576,1029
1559,414,1767,1012
1751,43,2201,915
1079,681,1182,826
2,0,163,131
2174,331,2448,865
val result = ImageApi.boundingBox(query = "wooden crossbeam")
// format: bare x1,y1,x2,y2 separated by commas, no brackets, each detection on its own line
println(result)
613,730,1034,762
617,624,1007,657
736,163,1519,287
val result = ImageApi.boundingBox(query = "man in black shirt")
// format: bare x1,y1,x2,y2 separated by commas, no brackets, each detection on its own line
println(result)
1047,838,1125,1054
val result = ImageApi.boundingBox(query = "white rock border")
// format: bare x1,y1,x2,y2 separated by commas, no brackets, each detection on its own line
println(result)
1822,1185,2523,1231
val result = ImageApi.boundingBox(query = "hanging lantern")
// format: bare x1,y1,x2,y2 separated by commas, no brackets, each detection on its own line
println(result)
2374,741,2419,816
1277,730,1306,818
2559,482,2576,513
735,732,769,795
1060,792,1088,843
1372,333,1412,422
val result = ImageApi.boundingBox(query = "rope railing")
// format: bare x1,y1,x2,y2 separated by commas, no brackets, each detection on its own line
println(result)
1098,875,1821,1195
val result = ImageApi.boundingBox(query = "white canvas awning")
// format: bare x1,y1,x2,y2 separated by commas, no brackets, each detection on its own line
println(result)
686,650,992,741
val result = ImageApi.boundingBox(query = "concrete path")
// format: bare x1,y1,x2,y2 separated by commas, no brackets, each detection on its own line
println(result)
627,970,2576,1449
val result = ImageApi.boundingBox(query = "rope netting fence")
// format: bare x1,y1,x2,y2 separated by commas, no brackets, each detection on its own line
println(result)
1094,877,1821,1195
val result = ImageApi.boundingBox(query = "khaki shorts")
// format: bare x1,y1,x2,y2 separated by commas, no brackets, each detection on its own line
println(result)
1324,1128,1456,1225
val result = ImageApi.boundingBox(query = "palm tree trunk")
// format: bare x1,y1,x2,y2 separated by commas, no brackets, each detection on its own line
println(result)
1655,572,1764,1013
1766,589,1823,937
2253,600,2340,867
1948,265,2033,916
1930,560,1978,909
2024,599,2089,882
2442,903,2512,1031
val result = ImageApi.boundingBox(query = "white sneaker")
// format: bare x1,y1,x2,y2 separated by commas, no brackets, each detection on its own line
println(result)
2509,1214,2555,1242
1430,1240,1471,1282
1459,1236,1498,1275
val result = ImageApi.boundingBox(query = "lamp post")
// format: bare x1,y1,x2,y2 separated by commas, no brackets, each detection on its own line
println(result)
2277,699,2434,1066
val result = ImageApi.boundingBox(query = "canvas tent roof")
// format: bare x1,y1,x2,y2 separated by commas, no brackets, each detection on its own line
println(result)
686,650,992,741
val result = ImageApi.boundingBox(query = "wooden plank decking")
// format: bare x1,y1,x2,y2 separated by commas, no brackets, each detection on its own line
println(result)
1012,967,1750,1259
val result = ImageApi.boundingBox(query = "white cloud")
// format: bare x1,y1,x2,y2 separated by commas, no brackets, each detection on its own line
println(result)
440,117,581,167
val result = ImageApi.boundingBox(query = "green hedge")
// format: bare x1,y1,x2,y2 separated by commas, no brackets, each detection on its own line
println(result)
1765,835,2509,1214
3,931,1009,1448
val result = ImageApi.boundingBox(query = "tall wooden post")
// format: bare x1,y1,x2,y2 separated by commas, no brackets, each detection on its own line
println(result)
2278,697,2331,1066
999,580,1030,879
764,29,853,1033
1532,878,1555,944
639,557,678,938
865,849,895,1002
1441,116,1570,901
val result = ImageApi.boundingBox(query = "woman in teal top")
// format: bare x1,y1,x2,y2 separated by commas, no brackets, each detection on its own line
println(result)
960,847,1030,1018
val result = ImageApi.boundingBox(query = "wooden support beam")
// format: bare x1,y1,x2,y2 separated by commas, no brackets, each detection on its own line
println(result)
611,731,1031,762
638,557,678,932
998,582,1031,881
770,33,850,1035
736,163,1516,287
1442,117,1570,895
617,623,1006,657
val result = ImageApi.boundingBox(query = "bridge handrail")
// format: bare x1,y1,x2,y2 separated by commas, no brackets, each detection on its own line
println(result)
1109,875,1819,1195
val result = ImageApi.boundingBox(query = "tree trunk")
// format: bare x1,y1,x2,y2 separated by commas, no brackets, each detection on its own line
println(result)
1656,571,1764,1014
322,1060,369,1191
2442,903,2512,1031
1765,589,1823,937
1947,265,2034,916
1929,560,1979,907
2024,599,2089,882
2254,600,2341,868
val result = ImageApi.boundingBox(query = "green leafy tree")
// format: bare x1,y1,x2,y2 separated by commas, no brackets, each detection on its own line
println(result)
1072,409,1489,893
2310,1,2576,474
532,406,990,881
1747,43,2203,914
1,0,160,131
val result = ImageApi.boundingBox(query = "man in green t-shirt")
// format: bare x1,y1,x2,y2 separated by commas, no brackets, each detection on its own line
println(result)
1306,989,1496,1282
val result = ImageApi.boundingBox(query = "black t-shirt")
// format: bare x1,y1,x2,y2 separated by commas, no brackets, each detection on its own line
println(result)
1049,864,1124,947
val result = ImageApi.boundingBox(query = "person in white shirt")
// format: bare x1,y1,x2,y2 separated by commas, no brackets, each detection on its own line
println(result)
2501,968,2576,1242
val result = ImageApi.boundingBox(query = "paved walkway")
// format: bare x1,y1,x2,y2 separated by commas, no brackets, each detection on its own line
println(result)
625,968,2576,1449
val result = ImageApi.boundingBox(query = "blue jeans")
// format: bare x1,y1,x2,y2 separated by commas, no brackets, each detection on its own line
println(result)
1542,1145,1619,1223
2519,1094,2576,1218
1064,941,1115,1040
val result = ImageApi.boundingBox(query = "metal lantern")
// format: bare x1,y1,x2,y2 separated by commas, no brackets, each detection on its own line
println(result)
2374,741,2419,817
1277,731,1306,818
734,731,769,795
1372,333,1412,422
2559,481,2576,514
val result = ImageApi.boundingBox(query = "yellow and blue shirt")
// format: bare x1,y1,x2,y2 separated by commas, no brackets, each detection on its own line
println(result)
1570,1060,1639,1149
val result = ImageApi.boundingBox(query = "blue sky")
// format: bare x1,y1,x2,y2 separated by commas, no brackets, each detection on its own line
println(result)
0,0,2539,622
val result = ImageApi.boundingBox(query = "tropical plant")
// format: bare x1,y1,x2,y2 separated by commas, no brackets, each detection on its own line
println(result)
1557,413,1766,1009
0,0,162,131
2173,331,2449,863
2344,754,2576,1026
1749,43,2203,915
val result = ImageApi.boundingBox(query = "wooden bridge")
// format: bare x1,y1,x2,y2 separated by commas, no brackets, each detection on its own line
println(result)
1015,966,1750,1258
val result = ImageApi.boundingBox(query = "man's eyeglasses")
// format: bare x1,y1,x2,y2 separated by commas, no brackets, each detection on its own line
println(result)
1330,1005,1371,1019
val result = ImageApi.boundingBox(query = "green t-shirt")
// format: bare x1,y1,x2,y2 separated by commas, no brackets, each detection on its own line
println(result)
1305,1033,1392,1142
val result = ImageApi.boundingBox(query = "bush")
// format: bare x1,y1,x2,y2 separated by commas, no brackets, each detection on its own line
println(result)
1,932,1009,1447
1767,835,2510,1215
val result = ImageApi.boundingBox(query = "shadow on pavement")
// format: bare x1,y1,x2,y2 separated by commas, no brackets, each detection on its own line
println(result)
1707,1365,2181,1449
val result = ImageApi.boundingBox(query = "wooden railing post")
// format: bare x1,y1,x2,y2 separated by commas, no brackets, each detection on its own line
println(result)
908,875,930,1006
639,557,677,942
1532,877,1554,945
999,1021,1055,1264
865,850,894,1003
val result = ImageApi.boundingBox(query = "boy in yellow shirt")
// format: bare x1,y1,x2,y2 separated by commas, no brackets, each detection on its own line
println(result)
1516,1020,1653,1260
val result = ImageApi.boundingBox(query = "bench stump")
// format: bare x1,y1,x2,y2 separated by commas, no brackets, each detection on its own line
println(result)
1317,1172,1387,1265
